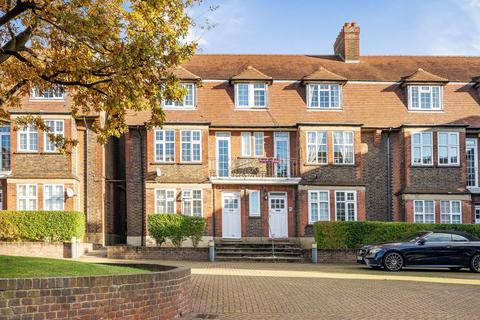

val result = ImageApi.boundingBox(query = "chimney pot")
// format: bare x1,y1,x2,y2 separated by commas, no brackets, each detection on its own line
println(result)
334,22,360,63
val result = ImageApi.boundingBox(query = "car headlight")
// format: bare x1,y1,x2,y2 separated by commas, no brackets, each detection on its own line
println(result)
368,248,383,255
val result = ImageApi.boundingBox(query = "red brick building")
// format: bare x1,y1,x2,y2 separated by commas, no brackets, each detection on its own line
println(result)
4,22,480,246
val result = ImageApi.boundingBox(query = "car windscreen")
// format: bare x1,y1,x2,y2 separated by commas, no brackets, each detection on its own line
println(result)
400,232,430,242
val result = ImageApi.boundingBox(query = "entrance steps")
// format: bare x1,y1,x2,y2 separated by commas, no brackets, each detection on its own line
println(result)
84,247,107,258
215,240,306,263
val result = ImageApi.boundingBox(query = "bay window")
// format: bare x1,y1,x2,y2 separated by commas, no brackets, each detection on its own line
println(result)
411,132,433,165
413,200,435,223
154,130,175,162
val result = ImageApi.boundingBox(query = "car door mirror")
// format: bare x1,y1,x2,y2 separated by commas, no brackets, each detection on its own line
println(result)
416,237,426,245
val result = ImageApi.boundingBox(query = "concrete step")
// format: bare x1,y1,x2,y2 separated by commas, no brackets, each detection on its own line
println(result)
84,248,107,258
216,250,303,256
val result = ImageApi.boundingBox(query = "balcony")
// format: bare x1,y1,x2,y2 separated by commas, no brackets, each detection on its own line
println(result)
209,157,301,185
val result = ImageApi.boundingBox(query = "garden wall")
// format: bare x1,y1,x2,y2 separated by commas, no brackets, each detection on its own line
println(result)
0,264,191,320
0,241,92,259
107,245,209,261
304,249,357,264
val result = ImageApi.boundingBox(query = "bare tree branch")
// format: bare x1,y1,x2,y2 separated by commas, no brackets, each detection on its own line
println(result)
0,24,35,63
0,1,37,26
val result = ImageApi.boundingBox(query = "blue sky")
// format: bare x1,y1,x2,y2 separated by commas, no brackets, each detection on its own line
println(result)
189,0,480,55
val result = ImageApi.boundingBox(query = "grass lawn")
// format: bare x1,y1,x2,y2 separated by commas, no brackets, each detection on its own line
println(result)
0,255,150,278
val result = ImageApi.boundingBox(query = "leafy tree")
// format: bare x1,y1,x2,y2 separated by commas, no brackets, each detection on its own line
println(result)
0,0,201,150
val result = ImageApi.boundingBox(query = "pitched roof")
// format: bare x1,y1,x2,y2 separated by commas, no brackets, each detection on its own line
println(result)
401,68,449,85
230,65,273,83
182,54,480,82
171,66,201,81
302,66,347,83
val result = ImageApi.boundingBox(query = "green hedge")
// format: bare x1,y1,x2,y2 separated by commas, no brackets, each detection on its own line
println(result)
0,211,85,242
313,221,480,249
148,214,206,247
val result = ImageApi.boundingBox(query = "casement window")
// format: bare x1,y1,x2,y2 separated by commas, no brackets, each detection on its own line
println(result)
249,190,261,217
155,189,176,214
44,184,64,210
438,132,459,165
154,130,175,162
335,191,356,221
235,83,267,108
30,86,64,100
413,200,435,224
307,84,341,108
180,130,201,162
163,83,195,108
440,200,462,224
241,132,264,157
241,132,252,156
17,184,37,210
44,120,64,152
306,131,327,164
182,189,202,216
0,126,10,172
411,132,433,165
408,86,442,110
18,125,38,152
466,139,478,187
308,190,330,223
333,131,354,164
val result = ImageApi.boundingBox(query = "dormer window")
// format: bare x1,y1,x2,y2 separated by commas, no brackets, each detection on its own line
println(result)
235,83,267,108
30,86,64,100
308,84,341,109
163,83,195,109
408,85,442,111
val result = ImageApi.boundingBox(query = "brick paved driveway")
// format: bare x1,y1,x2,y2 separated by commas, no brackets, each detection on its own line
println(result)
187,263,480,320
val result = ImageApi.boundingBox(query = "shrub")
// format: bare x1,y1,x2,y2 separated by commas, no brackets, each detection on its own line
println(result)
0,211,85,242
148,214,206,247
313,221,480,249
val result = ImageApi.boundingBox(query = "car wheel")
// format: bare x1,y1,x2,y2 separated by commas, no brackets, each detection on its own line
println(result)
449,267,461,271
382,252,404,271
470,254,480,273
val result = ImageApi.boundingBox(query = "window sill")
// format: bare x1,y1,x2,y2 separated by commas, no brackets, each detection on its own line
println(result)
178,162,203,165
14,151,40,154
29,98,65,101
307,107,343,111
234,107,268,111
437,164,461,168
407,110,444,113
150,161,176,165
163,107,197,111
304,163,329,166
410,164,434,168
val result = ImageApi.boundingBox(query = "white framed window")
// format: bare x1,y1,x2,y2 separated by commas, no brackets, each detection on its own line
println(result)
44,120,64,152
308,190,330,223
182,189,202,216
411,132,433,165
44,184,64,210
235,83,267,108
180,130,201,162
17,184,37,210
466,138,478,187
154,130,175,162
18,125,38,152
163,83,195,108
440,200,462,224
335,191,356,221
306,131,328,164
249,190,261,216
0,126,11,172
438,132,459,165
254,132,264,157
408,86,442,110
155,189,176,214
413,200,435,223
307,84,341,108
30,86,64,100
241,132,252,156
333,131,354,164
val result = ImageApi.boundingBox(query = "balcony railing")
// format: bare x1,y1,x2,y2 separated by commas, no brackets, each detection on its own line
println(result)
209,157,299,178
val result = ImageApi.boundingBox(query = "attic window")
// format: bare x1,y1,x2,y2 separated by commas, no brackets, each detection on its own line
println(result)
308,84,341,109
164,83,195,108
235,83,267,108
408,85,443,111
30,86,64,100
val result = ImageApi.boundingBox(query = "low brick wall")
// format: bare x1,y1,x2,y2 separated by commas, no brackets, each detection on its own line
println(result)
0,242,92,259
0,264,191,320
108,245,210,261
304,249,357,264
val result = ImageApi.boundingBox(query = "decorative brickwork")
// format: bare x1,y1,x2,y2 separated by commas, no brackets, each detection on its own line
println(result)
0,264,191,320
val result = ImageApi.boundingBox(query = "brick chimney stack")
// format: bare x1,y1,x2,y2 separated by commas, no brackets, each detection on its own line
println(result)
334,22,360,63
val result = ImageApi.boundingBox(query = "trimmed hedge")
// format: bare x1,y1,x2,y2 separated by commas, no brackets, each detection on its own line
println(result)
313,221,480,249
148,214,206,247
0,211,85,242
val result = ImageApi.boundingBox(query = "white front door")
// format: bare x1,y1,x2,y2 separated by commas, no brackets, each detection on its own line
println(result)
222,191,241,238
475,205,480,224
269,192,288,238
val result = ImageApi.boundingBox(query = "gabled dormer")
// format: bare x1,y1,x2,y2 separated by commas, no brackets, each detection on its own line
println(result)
401,68,449,111
230,66,272,109
163,66,201,109
302,67,347,109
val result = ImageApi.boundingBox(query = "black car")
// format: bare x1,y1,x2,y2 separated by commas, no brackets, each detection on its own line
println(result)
357,231,480,272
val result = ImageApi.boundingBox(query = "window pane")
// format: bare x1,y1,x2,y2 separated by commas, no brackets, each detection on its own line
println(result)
237,84,249,106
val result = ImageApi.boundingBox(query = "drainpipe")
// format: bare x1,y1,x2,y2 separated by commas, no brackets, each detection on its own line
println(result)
83,117,89,242
386,128,392,221
212,184,216,238
137,127,146,247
